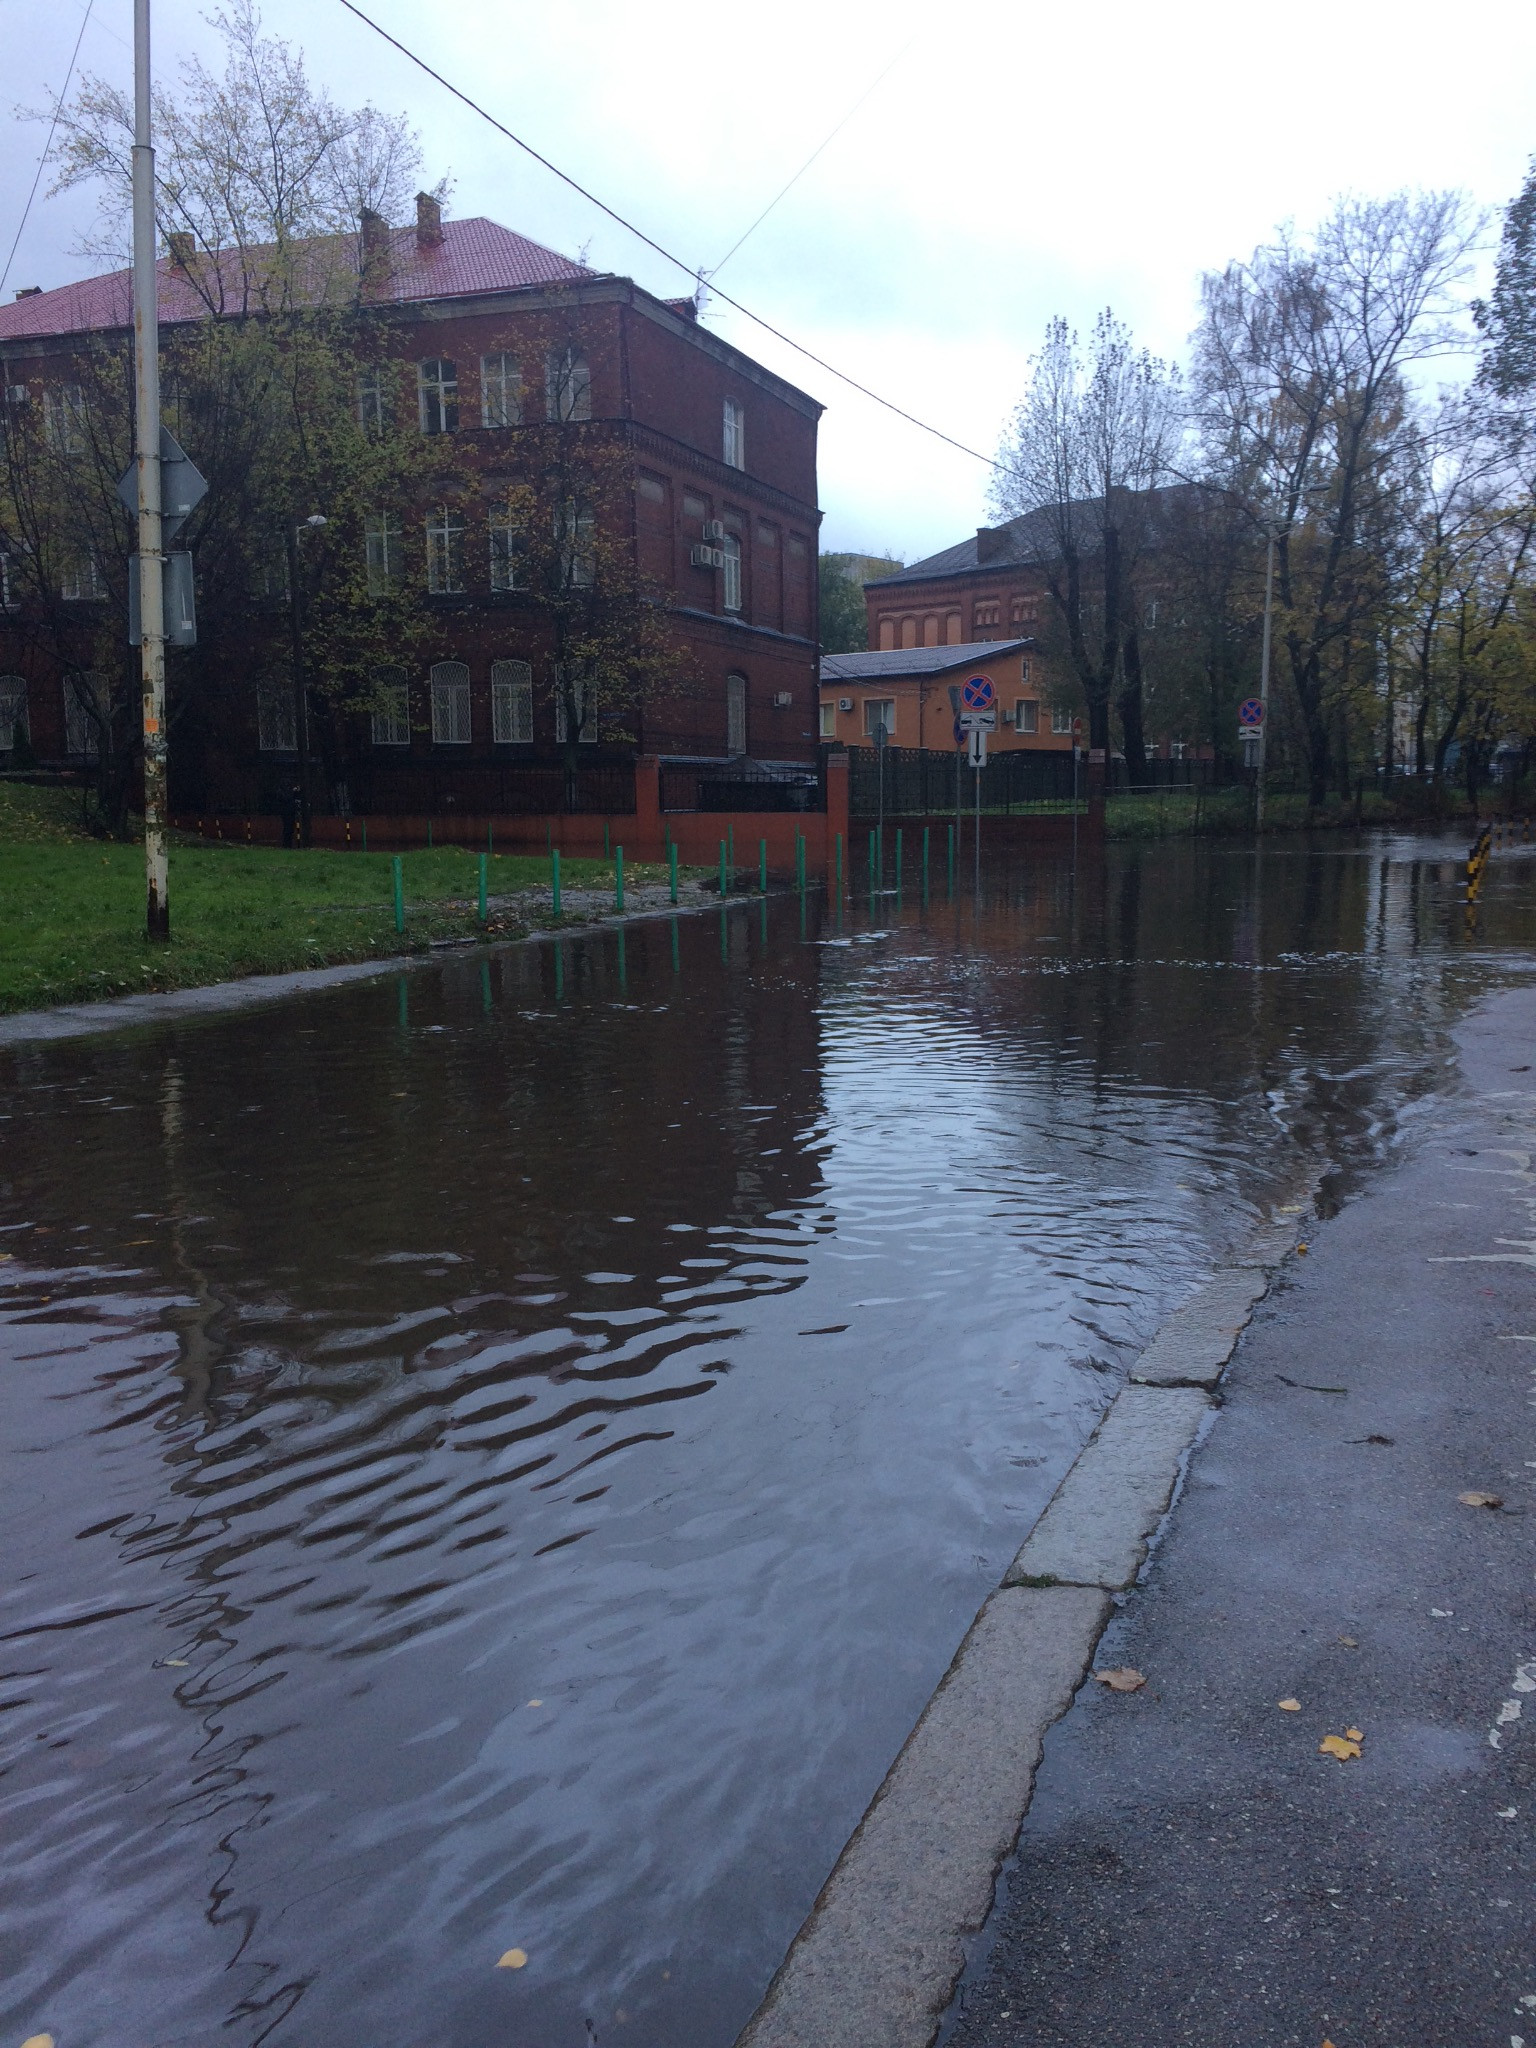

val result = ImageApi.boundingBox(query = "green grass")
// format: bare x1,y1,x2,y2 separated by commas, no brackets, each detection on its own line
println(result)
1103,784,1503,840
0,782,681,1014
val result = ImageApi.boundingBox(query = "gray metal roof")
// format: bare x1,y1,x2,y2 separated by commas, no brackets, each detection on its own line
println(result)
865,485,1208,590
820,639,1032,683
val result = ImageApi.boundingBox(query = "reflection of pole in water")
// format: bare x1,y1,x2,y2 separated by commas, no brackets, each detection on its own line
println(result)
617,925,627,992
554,943,564,1003
397,977,408,1032
480,959,492,1014
671,916,680,973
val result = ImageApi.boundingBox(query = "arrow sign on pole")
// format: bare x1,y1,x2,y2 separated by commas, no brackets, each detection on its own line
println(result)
118,427,208,540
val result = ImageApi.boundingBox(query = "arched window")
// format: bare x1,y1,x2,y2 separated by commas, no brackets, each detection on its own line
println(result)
63,670,106,760
726,671,747,756
546,347,592,422
370,668,410,747
430,661,471,745
418,359,458,435
0,675,29,752
491,660,533,744
878,617,896,650
899,616,917,648
922,615,939,646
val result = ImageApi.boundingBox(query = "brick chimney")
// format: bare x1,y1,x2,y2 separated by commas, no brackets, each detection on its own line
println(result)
168,232,195,269
975,525,1015,566
360,208,391,288
415,191,444,249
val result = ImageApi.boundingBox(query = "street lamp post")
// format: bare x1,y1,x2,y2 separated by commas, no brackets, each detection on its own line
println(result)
131,0,167,937
285,513,328,843
1255,531,1275,835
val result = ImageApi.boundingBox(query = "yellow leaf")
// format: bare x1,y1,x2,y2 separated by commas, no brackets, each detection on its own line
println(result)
1458,1490,1503,1509
1093,1667,1146,1692
1338,1636,1358,1648
1296,1243,1309,1254
526,1699,542,1708
1318,1733,1361,1761
1345,1726,1364,1742
22,2036,56,2048
497,1949,528,1970
1278,1698,1302,1712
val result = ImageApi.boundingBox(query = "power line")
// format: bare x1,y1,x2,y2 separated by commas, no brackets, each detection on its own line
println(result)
1,0,97,302
332,0,1001,472
708,29,921,282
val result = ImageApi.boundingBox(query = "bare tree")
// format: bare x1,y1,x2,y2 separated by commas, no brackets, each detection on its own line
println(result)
1192,191,1478,807
993,310,1180,772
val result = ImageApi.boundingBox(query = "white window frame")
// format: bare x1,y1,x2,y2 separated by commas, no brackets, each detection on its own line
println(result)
0,674,29,748
370,669,410,747
365,511,403,596
554,668,598,745
256,679,296,752
488,513,524,592
818,700,837,739
863,697,895,740
726,671,748,756
44,385,85,454
1051,704,1073,736
491,659,534,744
426,507,466,594
61,554,106,602
721,532,742,613
356,367,386,433
722,397,745,469
556,499,595,588
1015,698,1038,735
418,358,459,435
480,352,520,428
430,660,472,745
545,346,592,422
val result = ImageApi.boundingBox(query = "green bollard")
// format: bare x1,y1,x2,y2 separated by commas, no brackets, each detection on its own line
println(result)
551,847,562,917
719,839,728,898
478,852,488,924
669,842,678,905
835,831,843,892
671,916,680,972
868,828,876,886
392,855,404,933
760,838,768,894
895,827,903,892
617,925,627,989
615,845,625,913
923,825,930,899
554,942,564,1001
397,977,408,1030
796,831,805,894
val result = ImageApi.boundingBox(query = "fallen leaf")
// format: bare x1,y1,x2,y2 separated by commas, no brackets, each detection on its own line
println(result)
1459,1490,1504,1509
1318,1733,1361,1761
1338,1636,1359,1648
1296,1242,1309,1254
165,1659,187,1668
526,1699,542,1708
21,2036,55,2048
1093,1667,1146,1692
1345,1726,1364,1741
1278,1698,1302,1712
497,1948,528,1969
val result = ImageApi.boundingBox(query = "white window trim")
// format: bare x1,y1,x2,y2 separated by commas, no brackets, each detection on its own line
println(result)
546,347,592,422
818,700,837,739
488,514,525,592
426,507,466,594
429,660,472,745
418,358,458,435
1051,704,1073,735
721,532,742,613
370,672,410,747
365,512,403,597
480,353,520,429
1015,698,1038,735
491,659,534,744
863,697,895,739
0,674,30,747
723,397,744,470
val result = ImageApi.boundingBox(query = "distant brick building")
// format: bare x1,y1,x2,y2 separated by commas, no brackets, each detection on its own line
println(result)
0,198,823,812
863,515,1055,655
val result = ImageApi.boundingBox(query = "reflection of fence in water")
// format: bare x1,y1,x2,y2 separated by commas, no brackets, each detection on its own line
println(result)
848,744,1079,817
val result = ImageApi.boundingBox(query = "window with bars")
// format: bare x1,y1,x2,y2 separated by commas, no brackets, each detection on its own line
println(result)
488,513,525,592
0,675,29,749
426,507,466,593
430,661,472,744
491,659,534,743
722,397,744,469
257,678,296,751
61,554,106,602
418,358,459,435
545,346,592,422
370,668,410,747
554,669,598,744
721,532,742,613
365,512,404,596
726,672,748,756
556,499,595,588
481,353,520,427
356,367,386,433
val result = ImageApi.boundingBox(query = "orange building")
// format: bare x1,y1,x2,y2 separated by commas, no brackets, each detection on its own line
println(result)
819,640,1074,752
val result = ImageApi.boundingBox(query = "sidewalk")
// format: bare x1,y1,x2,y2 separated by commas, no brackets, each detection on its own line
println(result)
945,986,1536,2046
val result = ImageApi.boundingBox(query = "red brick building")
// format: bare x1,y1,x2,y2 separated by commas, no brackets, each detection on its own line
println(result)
0,199,822,813
862,516,1055,656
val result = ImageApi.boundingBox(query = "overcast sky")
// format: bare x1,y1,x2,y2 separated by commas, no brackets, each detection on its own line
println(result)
4,0,1534,564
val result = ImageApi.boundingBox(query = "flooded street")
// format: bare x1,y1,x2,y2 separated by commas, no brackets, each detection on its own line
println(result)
3,829,1534,2048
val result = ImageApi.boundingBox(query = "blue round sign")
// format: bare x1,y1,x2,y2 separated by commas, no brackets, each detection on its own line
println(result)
962,674,995,711
1238,697,1265,727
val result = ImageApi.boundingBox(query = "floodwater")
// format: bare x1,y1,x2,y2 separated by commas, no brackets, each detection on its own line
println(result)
3,830,1534,2048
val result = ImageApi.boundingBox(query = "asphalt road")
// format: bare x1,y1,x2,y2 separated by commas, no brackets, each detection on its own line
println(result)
944,986,1536,2048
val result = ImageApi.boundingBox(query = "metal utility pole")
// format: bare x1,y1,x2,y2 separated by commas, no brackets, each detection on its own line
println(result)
1255,532,1275,836
131,0,168,938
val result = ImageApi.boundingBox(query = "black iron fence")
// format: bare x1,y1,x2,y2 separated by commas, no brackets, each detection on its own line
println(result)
210,755,638,818
661,756,825,814
848,744,1080,817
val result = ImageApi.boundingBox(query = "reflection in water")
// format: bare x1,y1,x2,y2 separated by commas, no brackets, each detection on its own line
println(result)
2,832,1534,2047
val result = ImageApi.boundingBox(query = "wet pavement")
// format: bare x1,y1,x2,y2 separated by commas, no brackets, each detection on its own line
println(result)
2,829,1535,2048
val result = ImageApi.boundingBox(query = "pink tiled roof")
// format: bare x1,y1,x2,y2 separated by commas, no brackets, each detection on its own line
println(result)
0,216,592,344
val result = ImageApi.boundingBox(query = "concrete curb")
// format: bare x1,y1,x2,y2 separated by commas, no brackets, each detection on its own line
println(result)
731,1186,1320,2048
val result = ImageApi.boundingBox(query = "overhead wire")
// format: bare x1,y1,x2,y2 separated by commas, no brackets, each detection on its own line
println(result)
1,0,97,302
332,0,1001,471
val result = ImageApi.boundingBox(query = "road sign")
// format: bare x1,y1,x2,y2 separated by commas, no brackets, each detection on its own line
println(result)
117,427,209,540
967,726,988,770
961,674,995,711
1238,697,1265,727
872,720,888,749
959,710,996,732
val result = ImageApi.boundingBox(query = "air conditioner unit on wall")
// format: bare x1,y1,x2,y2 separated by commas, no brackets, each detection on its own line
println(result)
837,696,853,712
701,519,726,542
689,544,724,569
773,691,792,708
